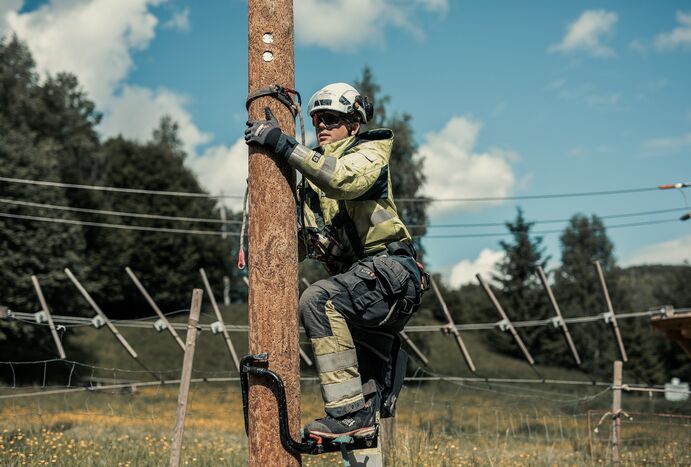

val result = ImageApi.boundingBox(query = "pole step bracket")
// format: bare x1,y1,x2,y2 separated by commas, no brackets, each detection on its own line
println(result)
240,353,378,457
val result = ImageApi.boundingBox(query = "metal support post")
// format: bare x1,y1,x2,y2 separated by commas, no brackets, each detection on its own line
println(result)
594,261,628,362
65,268,139,359
200,268,240,371
476,274,538,371
536,266,581,365
31,276,66,359
430,276,475,372
126,267,185,351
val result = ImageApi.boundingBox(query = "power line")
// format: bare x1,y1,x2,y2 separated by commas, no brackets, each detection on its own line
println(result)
0,210,679,239
423,218,680,239
398,186,661,203
0,212,236,236
0,197,242,225
1,175,676,203
410,207,688,229
1,197,681,230
0,176,242,199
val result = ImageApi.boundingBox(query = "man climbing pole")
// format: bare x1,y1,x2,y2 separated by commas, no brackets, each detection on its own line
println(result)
245,82,427,440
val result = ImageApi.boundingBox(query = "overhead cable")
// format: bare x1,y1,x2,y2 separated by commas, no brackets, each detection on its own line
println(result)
424,218,679,239
1,175,676,203
410,207,687,229
0,198,242,225
0,176,242,199
0,212,234,236
0,211,677,238
397,186,660,203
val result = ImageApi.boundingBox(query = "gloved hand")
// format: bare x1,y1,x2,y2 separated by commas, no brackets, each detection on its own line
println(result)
244,107,282,151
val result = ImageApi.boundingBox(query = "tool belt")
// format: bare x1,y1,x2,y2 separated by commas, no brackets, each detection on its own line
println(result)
374,241,430,293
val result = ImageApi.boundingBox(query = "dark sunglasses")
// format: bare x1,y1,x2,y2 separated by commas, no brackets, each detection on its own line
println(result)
312,112,347,128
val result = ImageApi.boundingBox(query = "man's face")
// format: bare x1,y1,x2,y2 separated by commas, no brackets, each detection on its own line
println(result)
312,111,359,146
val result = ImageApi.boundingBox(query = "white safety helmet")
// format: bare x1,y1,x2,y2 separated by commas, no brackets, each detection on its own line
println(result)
307,82,373,124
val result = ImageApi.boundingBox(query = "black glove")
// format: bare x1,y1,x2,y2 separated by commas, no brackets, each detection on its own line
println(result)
244,107,282,150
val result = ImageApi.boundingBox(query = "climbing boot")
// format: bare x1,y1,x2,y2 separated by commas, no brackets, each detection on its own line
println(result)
303,394,378,439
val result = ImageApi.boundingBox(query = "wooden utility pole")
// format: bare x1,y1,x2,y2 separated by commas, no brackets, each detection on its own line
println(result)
247,2,301,466
169,289,203,467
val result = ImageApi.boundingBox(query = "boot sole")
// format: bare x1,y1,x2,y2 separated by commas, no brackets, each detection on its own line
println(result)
307,425,377,440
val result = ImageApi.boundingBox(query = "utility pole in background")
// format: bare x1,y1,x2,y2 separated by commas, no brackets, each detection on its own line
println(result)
247,1,301,466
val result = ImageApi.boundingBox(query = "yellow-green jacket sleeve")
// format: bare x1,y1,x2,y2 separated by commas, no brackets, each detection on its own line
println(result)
286,139,392,200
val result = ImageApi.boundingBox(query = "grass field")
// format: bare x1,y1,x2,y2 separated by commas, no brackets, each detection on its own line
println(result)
2,303,690,465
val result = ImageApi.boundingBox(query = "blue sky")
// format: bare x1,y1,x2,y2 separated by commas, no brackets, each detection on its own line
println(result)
1,0,689,285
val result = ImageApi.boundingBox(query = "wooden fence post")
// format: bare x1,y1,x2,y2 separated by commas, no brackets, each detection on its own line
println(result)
611,360,623,465
169,289,203,467
31,276,66,359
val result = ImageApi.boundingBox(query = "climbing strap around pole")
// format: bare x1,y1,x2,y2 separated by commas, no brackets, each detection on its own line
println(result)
238,85,307,270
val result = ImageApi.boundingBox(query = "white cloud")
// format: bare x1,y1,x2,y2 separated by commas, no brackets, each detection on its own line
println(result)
7,0,161,104
186,139,248,212
644,132,691,154
295,0,446,51
415,0,448,14
418,115,516,215
655,11,691,51
550,10,618,57
100,85,211,156
163,6,190,32
623,234,691,266
0,0,21,35
449,249,504,288
5,1,214,159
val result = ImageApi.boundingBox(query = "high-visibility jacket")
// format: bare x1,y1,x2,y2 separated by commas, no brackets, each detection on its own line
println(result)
287,129,412,272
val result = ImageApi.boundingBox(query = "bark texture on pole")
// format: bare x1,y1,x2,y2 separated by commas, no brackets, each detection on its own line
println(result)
247,2,301,466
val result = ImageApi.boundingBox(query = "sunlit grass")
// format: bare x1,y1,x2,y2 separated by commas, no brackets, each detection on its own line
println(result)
1,381,689,466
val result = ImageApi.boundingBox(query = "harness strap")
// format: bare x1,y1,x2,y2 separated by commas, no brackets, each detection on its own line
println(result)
245,84,301,118
333,200,367,260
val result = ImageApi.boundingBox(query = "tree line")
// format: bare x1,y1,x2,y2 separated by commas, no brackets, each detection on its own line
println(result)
0,36,242,373
1,35,689,385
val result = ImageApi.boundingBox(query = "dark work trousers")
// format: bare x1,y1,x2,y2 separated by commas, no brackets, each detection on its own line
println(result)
300,254,421,417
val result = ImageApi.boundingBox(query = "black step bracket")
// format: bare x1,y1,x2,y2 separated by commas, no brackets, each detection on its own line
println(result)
240,353,378,456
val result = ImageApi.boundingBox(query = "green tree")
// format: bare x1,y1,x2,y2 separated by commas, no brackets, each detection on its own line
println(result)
553,214,625,377
489,208,551,358
354,67,428,255
80,120,240,318
0,36,90,380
